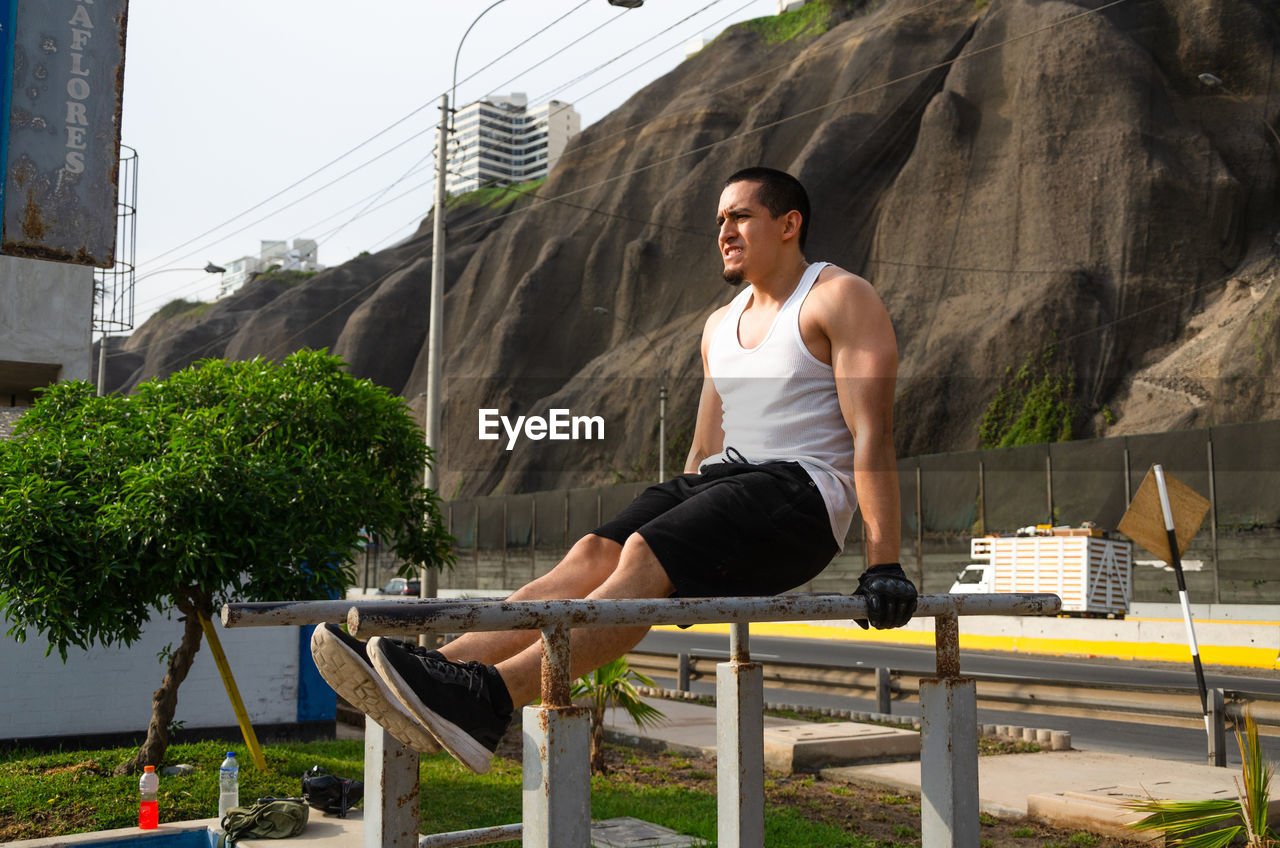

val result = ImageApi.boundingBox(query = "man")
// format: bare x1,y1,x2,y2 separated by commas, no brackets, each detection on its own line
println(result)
312,166,916,774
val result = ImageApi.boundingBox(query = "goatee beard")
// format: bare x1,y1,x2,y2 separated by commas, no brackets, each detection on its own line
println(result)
722,268,745,286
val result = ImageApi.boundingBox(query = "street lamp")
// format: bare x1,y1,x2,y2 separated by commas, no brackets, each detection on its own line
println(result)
421,0,648,605
1198,72,1280,154
97,264,223,396
593,306,667,482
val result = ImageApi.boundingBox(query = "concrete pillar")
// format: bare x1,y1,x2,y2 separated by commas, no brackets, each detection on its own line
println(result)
920,677,979,848
363,719,420,848
522,704,591,848
717,658,764,848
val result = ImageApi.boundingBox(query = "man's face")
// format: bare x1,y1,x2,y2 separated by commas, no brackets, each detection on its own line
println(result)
716,180,786,286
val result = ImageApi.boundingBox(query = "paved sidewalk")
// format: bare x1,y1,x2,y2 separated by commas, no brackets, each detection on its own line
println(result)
604,696,1255,836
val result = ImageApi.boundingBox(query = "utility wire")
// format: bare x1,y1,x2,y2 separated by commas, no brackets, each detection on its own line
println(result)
135,0,597,278
118,0,1156,377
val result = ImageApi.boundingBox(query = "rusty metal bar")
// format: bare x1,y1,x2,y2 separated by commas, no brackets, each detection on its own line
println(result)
730,622,750,663
540,624,572,708
336,593,1060,637
419,824,522,847
934,612,960,678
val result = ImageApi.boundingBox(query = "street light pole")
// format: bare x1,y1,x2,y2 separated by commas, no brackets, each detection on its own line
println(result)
593,306,667,482
421,93,449,606
1198,72,1280,155
420,1,650,608
97,264,224,396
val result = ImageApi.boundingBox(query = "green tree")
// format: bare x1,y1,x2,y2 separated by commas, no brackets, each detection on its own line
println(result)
572,657,665,774
1127,710,1275,846
0,351,453,774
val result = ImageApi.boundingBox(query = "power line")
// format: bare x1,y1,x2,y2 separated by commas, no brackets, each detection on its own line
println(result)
135,0,599,278
119,0,1167,381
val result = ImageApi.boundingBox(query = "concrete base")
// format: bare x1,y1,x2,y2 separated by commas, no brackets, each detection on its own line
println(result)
763,721,920,773
590,817,702,847
1028,780,1280,841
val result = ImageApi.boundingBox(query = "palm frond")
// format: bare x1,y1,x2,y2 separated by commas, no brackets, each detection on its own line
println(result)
1126,798,1240,835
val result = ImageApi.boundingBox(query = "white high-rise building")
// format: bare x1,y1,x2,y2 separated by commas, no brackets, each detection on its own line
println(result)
217,238,323,298
445,92,581,196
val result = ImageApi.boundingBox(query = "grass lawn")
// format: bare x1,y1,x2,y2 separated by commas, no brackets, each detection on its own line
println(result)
0,738,868,847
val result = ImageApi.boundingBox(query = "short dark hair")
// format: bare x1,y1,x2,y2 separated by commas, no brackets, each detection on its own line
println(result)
724,167,810,250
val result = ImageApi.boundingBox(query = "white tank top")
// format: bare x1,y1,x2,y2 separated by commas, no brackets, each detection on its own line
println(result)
700,261,858,549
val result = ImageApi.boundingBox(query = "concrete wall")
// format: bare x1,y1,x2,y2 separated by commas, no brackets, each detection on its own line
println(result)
0,254,93,398
0,609,303,743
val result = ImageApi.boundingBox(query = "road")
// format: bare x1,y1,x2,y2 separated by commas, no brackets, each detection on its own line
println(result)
636,629,1280,767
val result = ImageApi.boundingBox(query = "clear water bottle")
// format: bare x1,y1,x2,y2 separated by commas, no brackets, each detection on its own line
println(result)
138,765,159,829
217,751,239,820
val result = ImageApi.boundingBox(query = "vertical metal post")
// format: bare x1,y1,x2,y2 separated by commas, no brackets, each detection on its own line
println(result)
915,464,925,591
1207,435,1220,606
1208,688,1226,767
1045,452,1054,523
718,622,764,848
659,384,667,482
977,458,986,536
364,720,420,848
920,611,978,848
876,666,892,715
678,652,691,692
523,625,590,848
420,93,448,614
1123,444,1132,506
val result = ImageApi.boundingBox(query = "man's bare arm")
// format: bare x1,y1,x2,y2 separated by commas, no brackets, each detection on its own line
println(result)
822,273,900,566
683,307,728,473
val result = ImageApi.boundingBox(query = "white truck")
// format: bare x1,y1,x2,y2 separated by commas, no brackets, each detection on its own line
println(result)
949,533,1133,617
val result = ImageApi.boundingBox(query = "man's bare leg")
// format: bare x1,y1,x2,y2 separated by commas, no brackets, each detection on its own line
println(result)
436,533,624,667
496,533,674,707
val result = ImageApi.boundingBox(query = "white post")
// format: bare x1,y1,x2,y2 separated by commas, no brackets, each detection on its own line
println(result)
919,678,979,848
718,623,764,848
523,626,590,848
364,718,420,848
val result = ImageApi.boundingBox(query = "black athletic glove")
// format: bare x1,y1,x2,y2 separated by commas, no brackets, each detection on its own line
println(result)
853,563,918,630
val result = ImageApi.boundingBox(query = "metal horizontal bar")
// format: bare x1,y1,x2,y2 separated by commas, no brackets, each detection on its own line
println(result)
221,597,454,628
419,823,522,847
627,650,1280,729
345,593,1061,637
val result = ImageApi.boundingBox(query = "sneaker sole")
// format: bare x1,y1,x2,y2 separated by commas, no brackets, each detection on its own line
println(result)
310,626,441,754
368,636,495,774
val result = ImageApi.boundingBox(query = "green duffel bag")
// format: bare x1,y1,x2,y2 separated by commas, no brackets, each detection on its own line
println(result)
218,798,309,848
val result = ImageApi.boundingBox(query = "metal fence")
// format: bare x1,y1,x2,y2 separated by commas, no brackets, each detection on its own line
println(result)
384,421,1280,605
224,592,1061,848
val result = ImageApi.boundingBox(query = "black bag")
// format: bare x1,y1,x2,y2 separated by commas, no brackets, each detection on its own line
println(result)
301,765,364,818
217,798,308,848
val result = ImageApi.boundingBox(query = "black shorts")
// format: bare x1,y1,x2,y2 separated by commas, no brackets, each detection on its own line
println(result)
592,460,839,598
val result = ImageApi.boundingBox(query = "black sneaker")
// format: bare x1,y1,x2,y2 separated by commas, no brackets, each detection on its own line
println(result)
310,623,444,754
368,636,514,774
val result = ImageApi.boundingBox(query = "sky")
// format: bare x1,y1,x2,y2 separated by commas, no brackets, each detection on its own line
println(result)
118,0,782,327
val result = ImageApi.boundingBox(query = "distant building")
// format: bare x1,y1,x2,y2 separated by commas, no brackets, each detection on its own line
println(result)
218,238,322,298
685,36,708,58
778,0,807,12
0,256,92,406
445,92,581,196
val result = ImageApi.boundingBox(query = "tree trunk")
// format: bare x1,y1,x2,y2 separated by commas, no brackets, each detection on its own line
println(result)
590,706,607,775
114,591,208,776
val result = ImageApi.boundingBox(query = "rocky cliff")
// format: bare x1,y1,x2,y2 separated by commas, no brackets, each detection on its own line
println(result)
99,0,1280,497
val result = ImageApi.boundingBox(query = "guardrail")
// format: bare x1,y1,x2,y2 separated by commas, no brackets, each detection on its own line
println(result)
224,593,1059,848
628,649,1280,731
